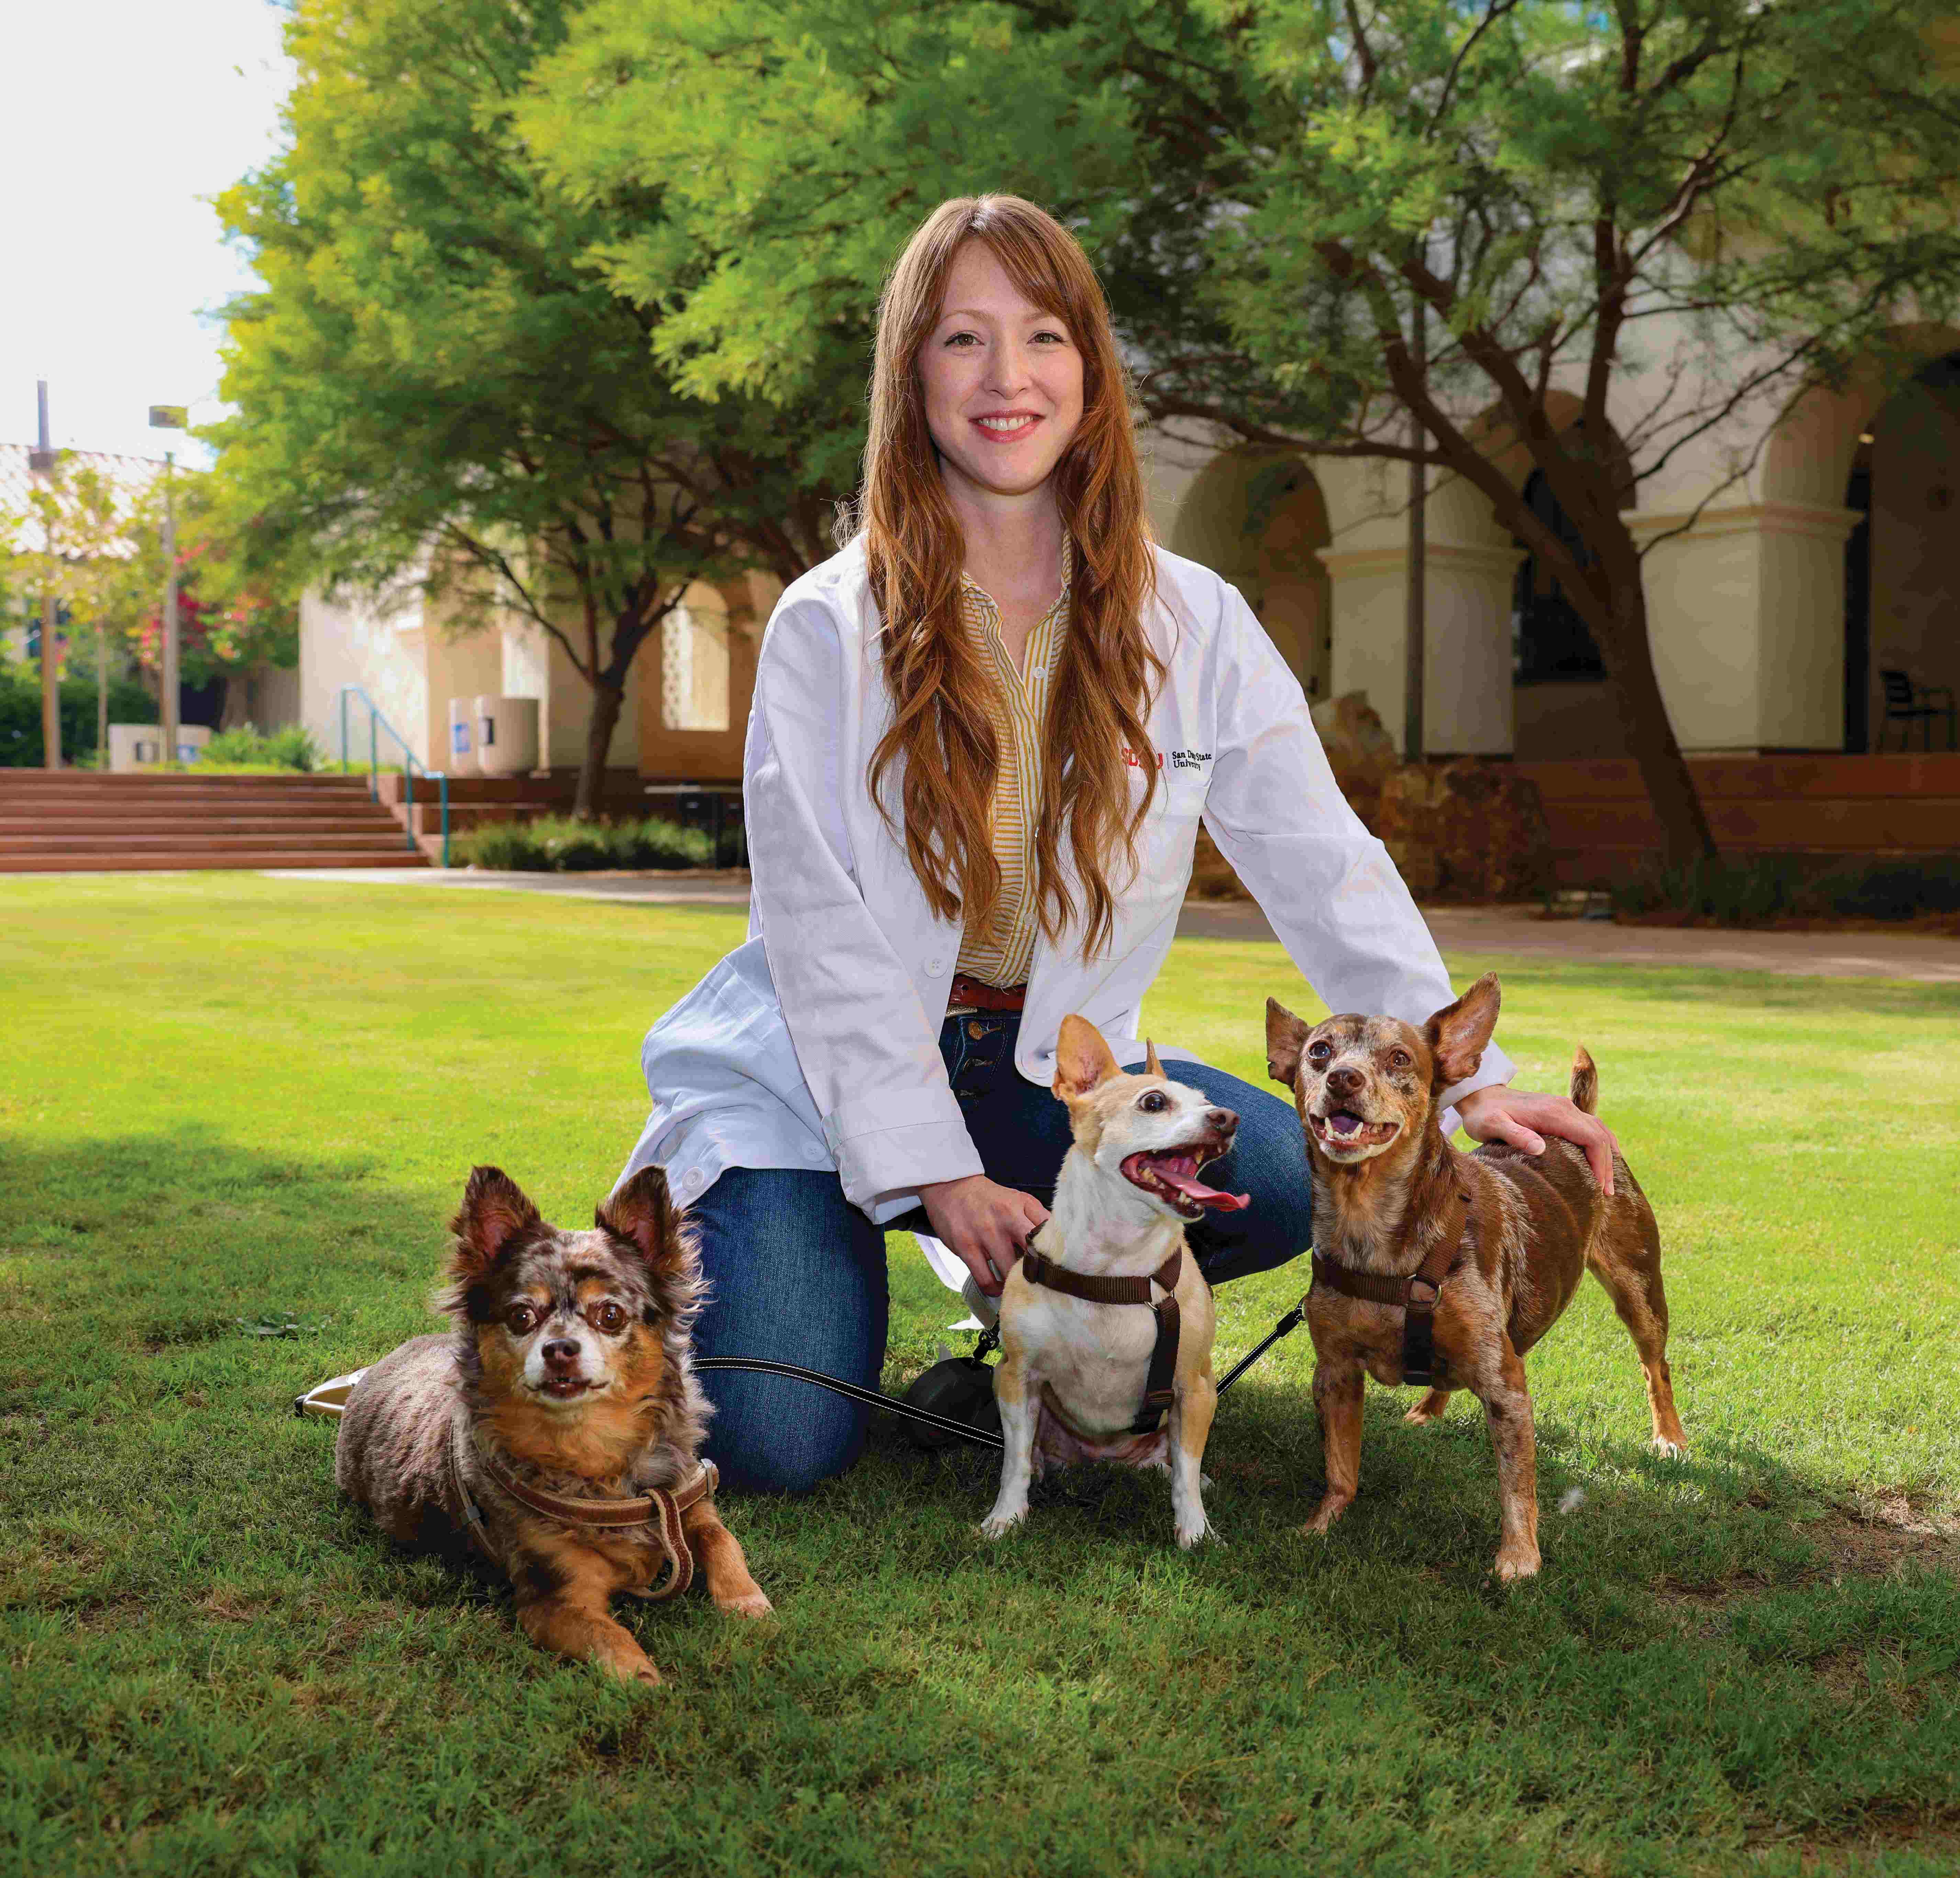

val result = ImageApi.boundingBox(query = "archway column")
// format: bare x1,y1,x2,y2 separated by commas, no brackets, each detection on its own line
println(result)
1318,541,1524,755
1632,501,1860,751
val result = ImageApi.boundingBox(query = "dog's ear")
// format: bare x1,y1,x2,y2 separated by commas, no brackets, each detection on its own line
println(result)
1426,974,1502,1088
1053,1013,1121,1100
595,1164,692,1281
1144,1038,1164,1078
449,1166,542,1281
1266,998,1311,1087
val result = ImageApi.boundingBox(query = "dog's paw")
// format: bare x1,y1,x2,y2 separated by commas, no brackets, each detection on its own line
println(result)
601,1650,662,1687
1174,1517,1217,1550
979,1507,1026,1540
1302,1495,1351,1536
1494,1546,1541,1583
1650,1435,1687,1461
1404,1389,1451,1426
717,1589,774,1621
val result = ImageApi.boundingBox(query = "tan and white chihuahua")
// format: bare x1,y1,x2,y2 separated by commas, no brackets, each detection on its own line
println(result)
982,1015,1248,1549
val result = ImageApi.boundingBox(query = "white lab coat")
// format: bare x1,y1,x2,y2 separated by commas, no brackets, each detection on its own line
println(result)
623,539,1514,1224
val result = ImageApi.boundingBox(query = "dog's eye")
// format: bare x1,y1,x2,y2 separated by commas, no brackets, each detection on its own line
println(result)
1390,1049,1413,1071
505,1303,538,1336
592,1301,628,1335
1307,1041,1332,1064
1136,1090,1170,1114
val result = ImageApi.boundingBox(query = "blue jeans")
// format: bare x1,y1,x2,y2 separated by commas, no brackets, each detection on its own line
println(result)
687,1013,1314,1492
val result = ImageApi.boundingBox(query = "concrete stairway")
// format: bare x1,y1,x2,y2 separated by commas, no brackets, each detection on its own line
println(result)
0,772,432,872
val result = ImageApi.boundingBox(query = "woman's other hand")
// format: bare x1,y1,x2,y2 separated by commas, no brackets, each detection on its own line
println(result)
917,1174,1050,1296
1453,1085,1619,1197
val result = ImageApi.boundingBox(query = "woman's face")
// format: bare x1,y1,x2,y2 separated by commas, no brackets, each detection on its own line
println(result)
918,241,1085,507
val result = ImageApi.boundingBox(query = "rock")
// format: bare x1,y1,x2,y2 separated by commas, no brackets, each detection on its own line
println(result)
1311,692,1399,830
1378,759,1553,902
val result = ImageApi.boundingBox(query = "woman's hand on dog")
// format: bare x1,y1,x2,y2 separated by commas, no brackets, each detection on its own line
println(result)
1454,1086,1618,1196
918,1174,1050,1296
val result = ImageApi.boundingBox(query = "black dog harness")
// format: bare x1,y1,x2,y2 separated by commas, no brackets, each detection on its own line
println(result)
1308,1187,1472,1388
1020,1245,1184,1436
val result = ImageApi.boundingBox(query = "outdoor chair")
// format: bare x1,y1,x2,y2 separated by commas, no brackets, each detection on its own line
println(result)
1878,667,1957,751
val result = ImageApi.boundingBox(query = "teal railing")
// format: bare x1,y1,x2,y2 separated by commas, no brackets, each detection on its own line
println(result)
338,685,450,868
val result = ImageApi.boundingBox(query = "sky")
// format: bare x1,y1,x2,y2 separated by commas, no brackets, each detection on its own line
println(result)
2,0,293,468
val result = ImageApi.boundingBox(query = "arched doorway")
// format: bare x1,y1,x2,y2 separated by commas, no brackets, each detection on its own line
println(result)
1844,350,1960,752
1168,450,1333,698
1504,423,1633,760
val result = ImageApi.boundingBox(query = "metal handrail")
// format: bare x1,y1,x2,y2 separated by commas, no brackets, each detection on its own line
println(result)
337,684,450,868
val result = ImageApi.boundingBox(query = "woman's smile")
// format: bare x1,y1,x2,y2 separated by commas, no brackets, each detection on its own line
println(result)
972,409,1044,440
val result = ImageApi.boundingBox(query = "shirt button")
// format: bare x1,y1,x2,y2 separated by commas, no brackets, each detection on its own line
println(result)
682,1168,705,1193
803,1142,825,1163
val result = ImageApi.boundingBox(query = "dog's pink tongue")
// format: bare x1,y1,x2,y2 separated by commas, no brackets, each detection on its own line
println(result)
1329,1112,1364,1136
1155,1161,1251,1213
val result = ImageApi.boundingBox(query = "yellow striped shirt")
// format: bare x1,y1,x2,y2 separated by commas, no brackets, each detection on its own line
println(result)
954,541,1072,989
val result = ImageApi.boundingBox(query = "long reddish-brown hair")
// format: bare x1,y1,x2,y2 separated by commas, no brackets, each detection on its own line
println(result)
858,196,1162,961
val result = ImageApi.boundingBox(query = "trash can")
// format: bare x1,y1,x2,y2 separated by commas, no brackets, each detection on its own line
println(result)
446,697,481,776
475,696,541,777
108,723,164,772
175,725,212,765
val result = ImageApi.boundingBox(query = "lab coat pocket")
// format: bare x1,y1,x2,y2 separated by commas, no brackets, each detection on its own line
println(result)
1124,773,1208,912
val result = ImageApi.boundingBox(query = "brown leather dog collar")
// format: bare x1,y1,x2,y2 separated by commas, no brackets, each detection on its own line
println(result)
1308,1187,1472,1388
1021,1245,1184,1435
447,1416,716,1600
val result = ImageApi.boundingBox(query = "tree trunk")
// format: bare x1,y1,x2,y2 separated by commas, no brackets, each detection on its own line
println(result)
574,678,626,821
1594,563,1718,869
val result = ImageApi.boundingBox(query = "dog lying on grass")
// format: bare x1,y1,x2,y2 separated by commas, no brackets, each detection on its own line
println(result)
984,1015,1247,1549
336,1164,768,1685
1266,973,1685,1580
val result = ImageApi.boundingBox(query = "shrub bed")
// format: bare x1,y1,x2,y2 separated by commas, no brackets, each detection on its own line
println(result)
458,814,718,871
1611,853,1960,925
198,723,325,771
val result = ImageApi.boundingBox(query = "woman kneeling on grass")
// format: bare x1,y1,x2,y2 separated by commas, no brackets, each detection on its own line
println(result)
619,195,1613,1493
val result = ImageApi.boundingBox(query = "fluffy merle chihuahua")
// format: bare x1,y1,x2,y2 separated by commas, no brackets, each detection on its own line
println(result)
336,1165,768,1686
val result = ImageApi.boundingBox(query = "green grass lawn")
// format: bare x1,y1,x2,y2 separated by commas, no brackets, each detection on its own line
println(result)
3,874,1957,1877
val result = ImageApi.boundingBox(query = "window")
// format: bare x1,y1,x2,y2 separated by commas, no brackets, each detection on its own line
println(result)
660,604,731,732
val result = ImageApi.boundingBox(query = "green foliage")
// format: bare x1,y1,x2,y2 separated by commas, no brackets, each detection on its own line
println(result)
199,722,324,772
0,669,157,768
458,813,716,871
213,0,858,804
1612,855,1960,925
2,877,1957,1873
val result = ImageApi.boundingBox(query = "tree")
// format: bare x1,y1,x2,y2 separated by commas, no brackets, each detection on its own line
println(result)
0,454,157,756
527,0,1960,864
213,0,854,818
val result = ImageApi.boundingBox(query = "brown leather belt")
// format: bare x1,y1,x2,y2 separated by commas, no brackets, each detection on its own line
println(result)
948,973,1027,1013
1308,1186,1472,1387
1021,1245,1183,1435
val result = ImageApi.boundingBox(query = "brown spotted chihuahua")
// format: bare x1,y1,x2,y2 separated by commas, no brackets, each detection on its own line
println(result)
336,1165,768,1684
1266,974,1685,1580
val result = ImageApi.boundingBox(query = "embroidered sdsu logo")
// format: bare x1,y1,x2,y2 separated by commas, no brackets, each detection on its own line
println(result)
1123,747,1212,772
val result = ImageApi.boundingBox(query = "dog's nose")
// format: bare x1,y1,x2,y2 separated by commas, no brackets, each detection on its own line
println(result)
541,1338,581,1370
1206,1106,1239,1136
1326,1066,1364,1098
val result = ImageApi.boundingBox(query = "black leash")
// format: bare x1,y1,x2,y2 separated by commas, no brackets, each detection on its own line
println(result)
694,1300,1310,1454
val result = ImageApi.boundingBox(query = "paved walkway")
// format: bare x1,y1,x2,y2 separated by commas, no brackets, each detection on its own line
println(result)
260,869,1960,984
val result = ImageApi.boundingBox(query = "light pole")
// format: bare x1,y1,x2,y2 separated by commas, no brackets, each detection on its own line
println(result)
149,406,187,762
1403,277,1428,766
29,382,59,770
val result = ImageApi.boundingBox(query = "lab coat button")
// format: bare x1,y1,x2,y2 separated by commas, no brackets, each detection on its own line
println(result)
682,1168,705,1193
926,956,946,974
